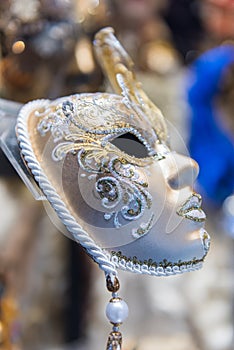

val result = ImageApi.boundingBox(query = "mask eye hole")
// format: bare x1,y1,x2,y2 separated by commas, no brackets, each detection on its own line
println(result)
110,133,149,158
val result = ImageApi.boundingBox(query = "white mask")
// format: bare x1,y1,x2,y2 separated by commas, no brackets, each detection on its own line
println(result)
17,27,210,278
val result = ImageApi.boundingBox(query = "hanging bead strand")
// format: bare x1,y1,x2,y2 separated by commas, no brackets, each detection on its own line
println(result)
105,275,129,350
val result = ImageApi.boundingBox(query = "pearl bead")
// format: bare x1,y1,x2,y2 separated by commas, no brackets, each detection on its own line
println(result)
106,297,129,324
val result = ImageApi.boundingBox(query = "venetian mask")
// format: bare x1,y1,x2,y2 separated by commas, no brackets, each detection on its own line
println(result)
17,27,210,278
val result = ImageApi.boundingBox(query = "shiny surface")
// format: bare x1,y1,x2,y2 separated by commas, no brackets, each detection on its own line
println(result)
16,27,210,274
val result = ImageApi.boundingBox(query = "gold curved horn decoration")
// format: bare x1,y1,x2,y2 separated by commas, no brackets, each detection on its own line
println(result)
94,27,168,144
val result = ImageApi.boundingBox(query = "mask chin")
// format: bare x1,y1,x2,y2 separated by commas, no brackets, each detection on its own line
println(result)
107,217,209,276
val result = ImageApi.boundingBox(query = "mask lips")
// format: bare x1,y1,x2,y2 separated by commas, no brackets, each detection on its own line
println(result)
177,193,206,223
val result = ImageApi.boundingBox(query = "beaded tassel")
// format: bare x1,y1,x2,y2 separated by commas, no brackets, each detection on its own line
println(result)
105,275,128,350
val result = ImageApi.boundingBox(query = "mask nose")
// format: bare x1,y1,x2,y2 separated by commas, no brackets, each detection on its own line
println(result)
166,153,199,190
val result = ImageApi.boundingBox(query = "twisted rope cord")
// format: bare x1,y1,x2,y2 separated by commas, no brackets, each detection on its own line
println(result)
17,100,118,277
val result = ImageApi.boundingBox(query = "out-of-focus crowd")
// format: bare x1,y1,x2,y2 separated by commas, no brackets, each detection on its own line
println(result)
0,1,233,350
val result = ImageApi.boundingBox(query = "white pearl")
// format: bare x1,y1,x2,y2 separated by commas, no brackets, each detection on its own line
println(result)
106,298,129,324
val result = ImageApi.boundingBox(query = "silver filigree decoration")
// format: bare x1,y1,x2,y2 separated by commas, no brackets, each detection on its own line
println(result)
37,102,71,142
35,95,159,239
79,150,152,230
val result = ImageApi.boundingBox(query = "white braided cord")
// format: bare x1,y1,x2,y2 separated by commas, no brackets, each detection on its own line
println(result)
17,99,118,277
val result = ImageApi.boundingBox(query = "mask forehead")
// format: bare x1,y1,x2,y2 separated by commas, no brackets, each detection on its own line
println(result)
38,93,158,153
71,94,154,133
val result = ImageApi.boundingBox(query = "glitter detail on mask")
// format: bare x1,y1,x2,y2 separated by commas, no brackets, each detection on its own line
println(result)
79,150,152,232
35,94,164,238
